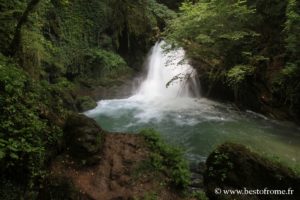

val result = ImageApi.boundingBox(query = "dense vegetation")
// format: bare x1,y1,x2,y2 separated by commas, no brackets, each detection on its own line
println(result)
140,128,190,189
165,0,300,119
0,0,174,197
0,0,299,198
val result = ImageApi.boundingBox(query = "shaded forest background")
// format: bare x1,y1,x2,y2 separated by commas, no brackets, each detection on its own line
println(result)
0,0,299,198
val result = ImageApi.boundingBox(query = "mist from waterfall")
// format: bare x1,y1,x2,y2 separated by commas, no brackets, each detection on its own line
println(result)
134,41,200,100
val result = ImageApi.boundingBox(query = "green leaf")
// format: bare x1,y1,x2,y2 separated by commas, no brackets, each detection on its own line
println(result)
0,150,5,159
9,152,19,159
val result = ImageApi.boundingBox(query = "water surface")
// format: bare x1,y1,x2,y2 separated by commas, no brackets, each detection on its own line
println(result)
85,41,300,169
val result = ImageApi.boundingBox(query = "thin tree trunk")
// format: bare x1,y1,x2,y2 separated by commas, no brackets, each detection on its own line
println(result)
5,0,41,57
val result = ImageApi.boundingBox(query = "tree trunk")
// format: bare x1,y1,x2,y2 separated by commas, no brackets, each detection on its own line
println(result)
5,0,41,57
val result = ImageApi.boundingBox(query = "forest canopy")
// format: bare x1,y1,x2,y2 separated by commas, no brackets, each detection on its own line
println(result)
166,0,300,116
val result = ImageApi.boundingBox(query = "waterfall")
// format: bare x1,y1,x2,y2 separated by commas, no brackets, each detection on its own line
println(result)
84,42,300,168
135,41,200,99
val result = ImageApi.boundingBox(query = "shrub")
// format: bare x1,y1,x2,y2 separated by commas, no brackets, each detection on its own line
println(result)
0,54,63,188
226,65,255,97
140,128,191,189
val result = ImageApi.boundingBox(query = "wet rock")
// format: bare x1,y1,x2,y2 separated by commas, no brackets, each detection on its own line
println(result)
190,161,207,174
204,142,300,200
198,162,206,174
190,173,204,188
189,162,205,194
64,114,104,164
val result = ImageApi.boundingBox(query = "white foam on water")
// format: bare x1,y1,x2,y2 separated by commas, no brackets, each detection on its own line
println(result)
84,41,300,168
85,41,215,124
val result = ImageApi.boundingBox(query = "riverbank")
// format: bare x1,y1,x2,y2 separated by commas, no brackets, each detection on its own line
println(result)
47,133,185,200
39,114,299,200
39,114,197,199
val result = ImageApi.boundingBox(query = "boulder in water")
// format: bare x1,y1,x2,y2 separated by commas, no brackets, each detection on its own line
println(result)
63,114,104,165
204,143,300,200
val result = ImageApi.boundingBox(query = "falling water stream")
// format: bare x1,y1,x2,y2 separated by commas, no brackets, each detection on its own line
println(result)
85,41,300,169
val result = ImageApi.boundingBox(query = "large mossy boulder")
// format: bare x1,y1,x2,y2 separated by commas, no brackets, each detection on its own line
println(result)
204,143,300,200
64,114,104,165
76,96,97,112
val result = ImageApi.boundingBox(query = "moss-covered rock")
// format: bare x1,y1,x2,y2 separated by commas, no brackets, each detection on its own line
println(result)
204,143,300,200
76,96,97,112
63,114,104,165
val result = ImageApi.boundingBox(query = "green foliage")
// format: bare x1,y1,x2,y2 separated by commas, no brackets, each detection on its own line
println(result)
140,128,191,189
165,0,259,100
166,0,300,115
0,0,177,197
0,56,45,172
41,0,173,81
147,0,177,22
192,191,209,200
227,65,255,99
75,49,134,87
166,0,256,67
207,150,233,182
1,0,175,83
271,0,300,114
227,65,255,88
157,0,183,10
272,63,300,112
0,54,64,188
89,49,130,79
0,0,27,52
109,0,174,44
284,0,300,60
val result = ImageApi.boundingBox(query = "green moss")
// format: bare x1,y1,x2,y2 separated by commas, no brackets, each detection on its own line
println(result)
76,96,97,112
140,128,191,189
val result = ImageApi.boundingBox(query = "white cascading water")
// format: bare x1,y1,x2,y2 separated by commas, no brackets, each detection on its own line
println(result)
85,41,300,166
135,41,200,99
86,40,204,122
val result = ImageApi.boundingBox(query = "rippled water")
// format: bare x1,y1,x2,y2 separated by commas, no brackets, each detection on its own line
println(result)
85,42,300,169
85,96,300,169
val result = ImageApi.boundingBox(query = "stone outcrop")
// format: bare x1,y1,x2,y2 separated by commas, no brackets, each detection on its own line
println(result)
204,143,300,200
63,114,104,165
